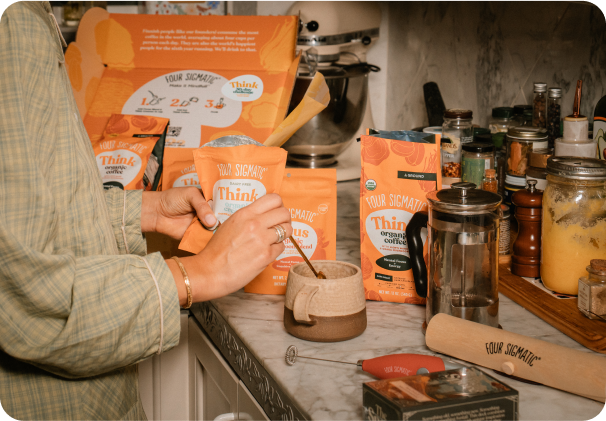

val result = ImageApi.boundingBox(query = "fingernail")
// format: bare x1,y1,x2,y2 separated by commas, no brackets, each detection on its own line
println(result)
205,214,217,226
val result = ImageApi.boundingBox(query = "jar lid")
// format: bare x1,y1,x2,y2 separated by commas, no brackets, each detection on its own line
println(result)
546,157,606,180
422,126,443,135
533,82,547,93
505,173,527,186
462,142,495,153
548,87,562,98
427,182,502,214
475,133,494,144
507,126,548,141
492,107,514,119
444,108,473,119
528,148,553,168
513,105,532,115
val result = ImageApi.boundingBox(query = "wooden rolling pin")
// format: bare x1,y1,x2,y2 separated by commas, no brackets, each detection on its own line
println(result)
426,314,606,402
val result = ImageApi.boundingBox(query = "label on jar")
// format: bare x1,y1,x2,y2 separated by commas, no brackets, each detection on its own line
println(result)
578,280,590,312
462,157,490,188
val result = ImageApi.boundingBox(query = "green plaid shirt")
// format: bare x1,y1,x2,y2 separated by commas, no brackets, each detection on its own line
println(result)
0,2,180,419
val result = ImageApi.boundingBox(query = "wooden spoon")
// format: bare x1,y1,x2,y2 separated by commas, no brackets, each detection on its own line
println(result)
288,236,326,279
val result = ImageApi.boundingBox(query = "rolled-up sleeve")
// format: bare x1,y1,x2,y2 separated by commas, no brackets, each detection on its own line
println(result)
104,188,148,256
0,3,180,380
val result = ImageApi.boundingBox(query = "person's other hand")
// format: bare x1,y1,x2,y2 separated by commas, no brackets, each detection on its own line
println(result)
167,194,292,303
141,188,216,239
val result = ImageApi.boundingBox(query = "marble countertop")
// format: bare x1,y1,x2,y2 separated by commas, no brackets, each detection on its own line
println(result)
195,180,606,420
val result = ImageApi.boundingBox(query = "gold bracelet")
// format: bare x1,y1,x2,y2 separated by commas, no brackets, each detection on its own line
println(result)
171,256,192,309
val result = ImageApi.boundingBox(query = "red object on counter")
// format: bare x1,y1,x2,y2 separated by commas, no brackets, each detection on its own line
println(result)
361,354,447,379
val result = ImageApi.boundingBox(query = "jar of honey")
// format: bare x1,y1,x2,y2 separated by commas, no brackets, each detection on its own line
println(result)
541,157,606,295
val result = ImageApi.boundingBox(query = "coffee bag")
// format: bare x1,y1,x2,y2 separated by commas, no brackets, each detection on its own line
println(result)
179,143,287,254
93,114,169,190
162,148,200,190
245,168,337,295
360,130,441,304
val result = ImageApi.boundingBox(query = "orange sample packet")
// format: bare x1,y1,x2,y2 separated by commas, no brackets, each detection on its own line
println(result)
179,144,288,254
92,114,169,190
162,148,200,190
245,168,337,295
360,130,441,304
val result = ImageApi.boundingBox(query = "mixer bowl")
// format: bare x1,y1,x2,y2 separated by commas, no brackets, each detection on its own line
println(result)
283,65,370,167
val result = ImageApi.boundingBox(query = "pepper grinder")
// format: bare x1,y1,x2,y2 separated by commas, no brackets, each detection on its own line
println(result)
512,180,543,278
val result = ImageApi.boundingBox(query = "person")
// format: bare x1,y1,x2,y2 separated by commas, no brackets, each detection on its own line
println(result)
0,2,292,419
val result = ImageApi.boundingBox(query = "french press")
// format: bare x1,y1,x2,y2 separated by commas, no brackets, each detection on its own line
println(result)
406,182,502,328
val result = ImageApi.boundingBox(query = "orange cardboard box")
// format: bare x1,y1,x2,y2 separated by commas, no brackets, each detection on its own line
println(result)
65,9,300,148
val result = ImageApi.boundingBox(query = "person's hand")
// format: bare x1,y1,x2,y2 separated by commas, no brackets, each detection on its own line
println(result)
141,188,216,239
167,194,292,303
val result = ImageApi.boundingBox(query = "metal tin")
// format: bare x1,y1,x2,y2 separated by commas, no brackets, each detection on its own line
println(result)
529,148,553,168
427,182,502,215
546,157,606,180
506,127,548,141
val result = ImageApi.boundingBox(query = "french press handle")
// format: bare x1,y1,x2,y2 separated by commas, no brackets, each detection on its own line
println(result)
405,211,429,298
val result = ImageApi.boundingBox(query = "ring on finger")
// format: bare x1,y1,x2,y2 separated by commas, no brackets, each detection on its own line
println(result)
272,224,286,244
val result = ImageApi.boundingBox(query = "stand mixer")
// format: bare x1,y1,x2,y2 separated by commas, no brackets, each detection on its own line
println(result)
283,1,381,180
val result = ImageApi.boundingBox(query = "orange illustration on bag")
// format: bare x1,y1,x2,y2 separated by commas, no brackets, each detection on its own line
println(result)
245,168,337,295
93,114,169,190
179,144,287,254
162,148,200,190
360,130,441,304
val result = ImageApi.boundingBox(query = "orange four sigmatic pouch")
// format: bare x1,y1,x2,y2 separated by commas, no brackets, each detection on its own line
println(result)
92,114,169,190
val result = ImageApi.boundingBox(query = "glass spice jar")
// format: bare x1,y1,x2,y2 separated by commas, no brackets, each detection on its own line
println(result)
578,259,606,320
541,157,606,295
63,1,84,26
503,173,526,214
441,109,473,178
533,82,547,128
547,88,562,148
483,169,498,193
462,142,495,188
505,127,549,176
513,105,532,127
525,148,552,191
489,107,515,143
521,109,534,126
441,138,462,178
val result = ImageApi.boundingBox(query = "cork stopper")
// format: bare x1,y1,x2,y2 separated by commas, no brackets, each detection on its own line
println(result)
485,169,496,178
590,259,606,272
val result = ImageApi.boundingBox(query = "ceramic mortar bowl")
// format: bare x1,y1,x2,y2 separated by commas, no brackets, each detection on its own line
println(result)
284,260,366,342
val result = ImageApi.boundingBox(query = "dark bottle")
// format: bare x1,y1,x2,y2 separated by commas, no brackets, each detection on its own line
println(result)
594,94,606,160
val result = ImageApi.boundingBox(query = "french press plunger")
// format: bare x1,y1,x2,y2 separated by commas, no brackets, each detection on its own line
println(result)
406,182,502,328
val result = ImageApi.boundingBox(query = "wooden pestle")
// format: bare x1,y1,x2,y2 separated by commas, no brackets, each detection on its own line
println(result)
289,236,326,279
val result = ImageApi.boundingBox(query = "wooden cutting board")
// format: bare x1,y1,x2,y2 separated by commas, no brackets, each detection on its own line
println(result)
498,263,606,354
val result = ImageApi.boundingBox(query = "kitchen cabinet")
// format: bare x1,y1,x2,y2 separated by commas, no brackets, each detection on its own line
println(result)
138,311,190,421
188,317,269,421
139,313,269,421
